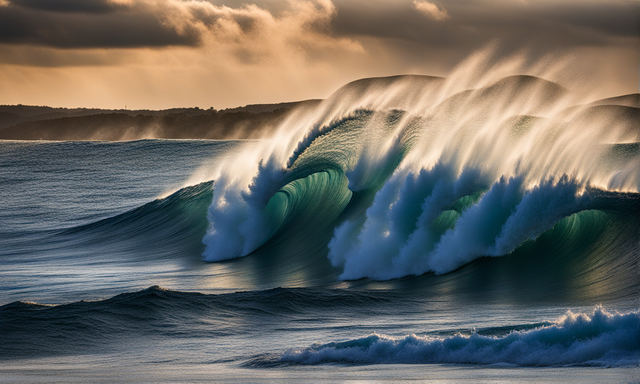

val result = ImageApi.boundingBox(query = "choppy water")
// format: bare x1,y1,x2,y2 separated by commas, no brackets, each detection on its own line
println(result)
1,63,639,382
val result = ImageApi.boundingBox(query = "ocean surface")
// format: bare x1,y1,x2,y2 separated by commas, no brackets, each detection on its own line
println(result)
1,70,639,382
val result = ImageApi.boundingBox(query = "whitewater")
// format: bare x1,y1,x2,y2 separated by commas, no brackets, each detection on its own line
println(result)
0,52,638,382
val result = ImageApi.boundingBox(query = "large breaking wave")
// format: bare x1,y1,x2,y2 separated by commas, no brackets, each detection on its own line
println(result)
48,52,639,294
198,51,640,286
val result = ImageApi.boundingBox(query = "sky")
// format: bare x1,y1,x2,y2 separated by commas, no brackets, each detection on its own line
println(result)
0,0,637,109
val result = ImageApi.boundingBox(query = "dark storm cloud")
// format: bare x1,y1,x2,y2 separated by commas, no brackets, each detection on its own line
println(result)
0,0,341,50
0,0,201,48
0,0,636,51
536,1,639,38
0,13,200,48
9,0,122,14
330,0,639,49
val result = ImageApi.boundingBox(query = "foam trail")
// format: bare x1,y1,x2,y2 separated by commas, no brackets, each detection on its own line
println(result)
280,307,640,367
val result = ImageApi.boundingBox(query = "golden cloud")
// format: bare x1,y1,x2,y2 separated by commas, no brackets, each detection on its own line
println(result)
125,0,364,63
413,0,450,21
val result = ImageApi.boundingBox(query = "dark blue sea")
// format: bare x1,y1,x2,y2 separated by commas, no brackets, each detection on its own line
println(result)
1,74,639,382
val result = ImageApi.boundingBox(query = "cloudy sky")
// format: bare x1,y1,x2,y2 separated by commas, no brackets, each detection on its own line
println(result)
0,0,637,109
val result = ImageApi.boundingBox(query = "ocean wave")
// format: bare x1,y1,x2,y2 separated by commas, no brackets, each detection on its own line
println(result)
199,65,640,283
57,181,213,256
38,67,640,290
0,286,414,358
330,173,639,280
279,307,640,367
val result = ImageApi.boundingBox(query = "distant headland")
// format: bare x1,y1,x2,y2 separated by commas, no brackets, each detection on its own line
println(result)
0,100,322,141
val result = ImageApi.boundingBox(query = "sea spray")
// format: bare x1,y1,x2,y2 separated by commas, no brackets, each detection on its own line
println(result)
200,50,639,281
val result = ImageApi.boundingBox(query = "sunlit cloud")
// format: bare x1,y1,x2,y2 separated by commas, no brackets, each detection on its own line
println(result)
413,0,450,21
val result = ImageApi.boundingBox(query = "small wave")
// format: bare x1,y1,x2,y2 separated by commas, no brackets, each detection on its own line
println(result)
277,307,640,367
0,286,415,358
0,286,423,358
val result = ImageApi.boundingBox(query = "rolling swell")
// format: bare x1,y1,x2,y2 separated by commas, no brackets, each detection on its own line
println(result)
0,286,411,359
59,181,213,257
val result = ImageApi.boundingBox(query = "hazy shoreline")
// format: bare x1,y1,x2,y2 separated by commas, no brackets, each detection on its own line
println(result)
0,99,322,141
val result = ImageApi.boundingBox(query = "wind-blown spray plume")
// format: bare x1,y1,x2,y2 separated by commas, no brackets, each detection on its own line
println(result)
201,50,640,283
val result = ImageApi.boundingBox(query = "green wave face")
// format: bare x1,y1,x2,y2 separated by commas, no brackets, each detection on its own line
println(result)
262,169,353,250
